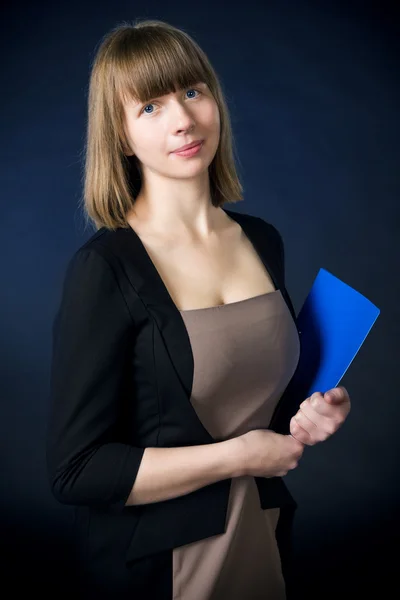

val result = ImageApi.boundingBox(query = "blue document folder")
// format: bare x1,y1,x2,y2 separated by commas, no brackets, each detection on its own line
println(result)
270,268,380,434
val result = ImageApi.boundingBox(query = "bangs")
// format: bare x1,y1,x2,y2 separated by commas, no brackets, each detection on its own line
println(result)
113,27,210,107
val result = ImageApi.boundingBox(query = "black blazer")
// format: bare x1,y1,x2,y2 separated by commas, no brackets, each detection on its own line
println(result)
46,207,302,595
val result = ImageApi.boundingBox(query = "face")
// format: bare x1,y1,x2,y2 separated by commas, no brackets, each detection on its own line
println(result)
121,81,220,181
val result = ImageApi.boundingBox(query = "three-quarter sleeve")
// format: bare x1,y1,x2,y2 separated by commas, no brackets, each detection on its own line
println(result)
46,247,145,512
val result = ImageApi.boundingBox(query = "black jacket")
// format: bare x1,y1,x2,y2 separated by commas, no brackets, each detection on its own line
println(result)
46,207,302,597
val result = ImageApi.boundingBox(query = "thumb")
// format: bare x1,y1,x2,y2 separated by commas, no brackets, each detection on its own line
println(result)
324,388,339,403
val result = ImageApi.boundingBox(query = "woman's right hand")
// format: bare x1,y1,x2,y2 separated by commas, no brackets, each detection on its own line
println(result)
238,429,305,478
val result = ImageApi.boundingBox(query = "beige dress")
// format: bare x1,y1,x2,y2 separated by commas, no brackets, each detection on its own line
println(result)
172,289,301,600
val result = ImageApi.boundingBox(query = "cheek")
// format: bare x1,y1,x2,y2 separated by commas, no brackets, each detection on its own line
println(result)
203,109,221,152
132,125,164,155
212,107,221,132
198,101,220,130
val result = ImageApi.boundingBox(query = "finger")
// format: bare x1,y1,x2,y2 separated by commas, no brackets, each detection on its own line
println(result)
294,408,318,430
292,410,328,439
294,404,341,438
324,386,348,404
310,391,324,408
290,418,313,445
300,394,335,418
300,399,349,430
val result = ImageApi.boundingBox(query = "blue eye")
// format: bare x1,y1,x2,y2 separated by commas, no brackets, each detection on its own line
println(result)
142,104,154,114
141,88,201,115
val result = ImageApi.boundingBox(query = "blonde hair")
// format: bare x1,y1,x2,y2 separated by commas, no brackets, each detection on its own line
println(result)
80,18,244,232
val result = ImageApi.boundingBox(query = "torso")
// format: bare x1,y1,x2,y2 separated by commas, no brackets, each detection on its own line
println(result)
126,208,277,311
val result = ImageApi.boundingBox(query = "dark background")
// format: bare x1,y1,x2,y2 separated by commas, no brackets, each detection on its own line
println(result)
2,0,399,597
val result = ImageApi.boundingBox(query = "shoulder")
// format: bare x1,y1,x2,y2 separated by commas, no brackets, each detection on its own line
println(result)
224,206,281,232
60,228,132,296
74,226,125,257
57,228,134,321
67,226,132,273
223,207,284,252
258,217,284,260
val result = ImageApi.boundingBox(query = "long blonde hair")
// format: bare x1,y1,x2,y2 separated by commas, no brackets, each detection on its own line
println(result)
80,19,244,232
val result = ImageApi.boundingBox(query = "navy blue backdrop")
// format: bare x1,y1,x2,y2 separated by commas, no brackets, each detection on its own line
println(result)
2,1,399,597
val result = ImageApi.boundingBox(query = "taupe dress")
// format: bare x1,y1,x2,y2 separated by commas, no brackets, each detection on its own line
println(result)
172,289,300,600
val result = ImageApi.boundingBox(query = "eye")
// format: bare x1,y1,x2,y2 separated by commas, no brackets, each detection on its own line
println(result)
141,103,156,115
185,88,201,99
140,88,202,115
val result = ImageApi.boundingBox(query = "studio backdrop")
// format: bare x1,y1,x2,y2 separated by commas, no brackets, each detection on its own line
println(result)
1,1,399,598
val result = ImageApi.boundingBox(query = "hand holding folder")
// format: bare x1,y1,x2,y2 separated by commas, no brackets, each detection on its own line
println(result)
270,268,381,435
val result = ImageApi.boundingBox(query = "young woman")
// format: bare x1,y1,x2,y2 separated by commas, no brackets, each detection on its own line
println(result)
46,18,351,600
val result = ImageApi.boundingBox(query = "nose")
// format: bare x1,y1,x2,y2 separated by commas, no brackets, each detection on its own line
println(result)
171,102,196,133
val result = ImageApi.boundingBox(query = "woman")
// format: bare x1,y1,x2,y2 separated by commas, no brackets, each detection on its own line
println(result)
46,19,351,600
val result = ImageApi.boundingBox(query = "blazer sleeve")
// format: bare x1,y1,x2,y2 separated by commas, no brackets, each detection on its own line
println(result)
46,247,145,513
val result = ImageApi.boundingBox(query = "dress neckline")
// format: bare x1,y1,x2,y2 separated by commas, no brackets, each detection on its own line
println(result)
123,207,282,316
178,289,280,313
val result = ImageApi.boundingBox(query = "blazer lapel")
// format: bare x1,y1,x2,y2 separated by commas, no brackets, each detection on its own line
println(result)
109,207,298,443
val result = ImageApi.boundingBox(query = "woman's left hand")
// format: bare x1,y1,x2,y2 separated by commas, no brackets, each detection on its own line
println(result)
289,386,351,446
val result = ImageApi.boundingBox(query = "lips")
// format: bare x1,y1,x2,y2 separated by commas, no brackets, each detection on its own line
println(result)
173,140,203,153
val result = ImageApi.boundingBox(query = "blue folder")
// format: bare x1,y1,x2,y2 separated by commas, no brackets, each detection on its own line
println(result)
270,268,380,434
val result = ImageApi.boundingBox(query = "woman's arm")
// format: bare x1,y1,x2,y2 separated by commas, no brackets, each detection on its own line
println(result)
46,248,146,511
126,437,243,506
46,248,244,511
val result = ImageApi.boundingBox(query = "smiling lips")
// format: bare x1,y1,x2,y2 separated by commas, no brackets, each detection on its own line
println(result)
172,141,204,157
173,140,204,153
